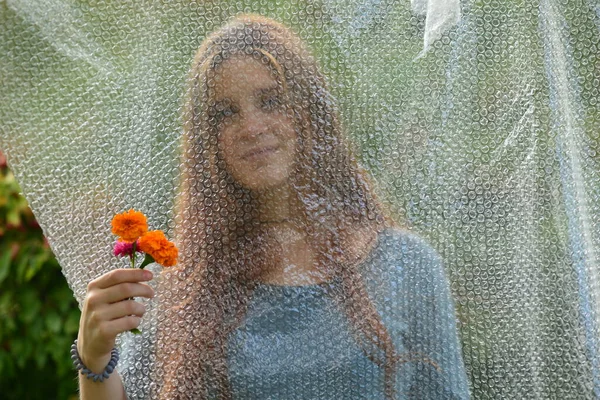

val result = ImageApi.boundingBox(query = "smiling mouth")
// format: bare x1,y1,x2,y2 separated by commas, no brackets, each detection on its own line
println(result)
241,145,279,161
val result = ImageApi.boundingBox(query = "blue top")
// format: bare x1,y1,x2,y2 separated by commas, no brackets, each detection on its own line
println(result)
120,228,470,399
223,228,470,399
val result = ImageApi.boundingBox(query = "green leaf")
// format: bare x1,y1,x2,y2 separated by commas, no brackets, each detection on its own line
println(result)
6,208,21,226
10,338,29,369
48,337,66,363
0,350,9,374
34,351,48,369
29,317,44,336
24,252,47,282
0,291,14,314
3,315,17,333
64,310,81,334
0,248,11,284
19,289,41,324
51,286,72,314
45,311,62,333
15,255,29,284
139,253,155,269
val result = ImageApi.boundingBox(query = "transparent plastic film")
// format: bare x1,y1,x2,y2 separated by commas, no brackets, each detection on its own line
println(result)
1,1,599,399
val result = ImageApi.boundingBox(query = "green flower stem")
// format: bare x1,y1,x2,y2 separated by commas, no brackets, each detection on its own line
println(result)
129,241,141,335
139,253,155,270
131,241,137,268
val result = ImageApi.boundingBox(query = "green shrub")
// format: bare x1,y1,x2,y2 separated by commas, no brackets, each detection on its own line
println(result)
0,153,80,400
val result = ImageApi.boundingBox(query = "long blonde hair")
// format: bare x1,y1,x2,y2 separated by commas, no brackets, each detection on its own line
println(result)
156,13,407,400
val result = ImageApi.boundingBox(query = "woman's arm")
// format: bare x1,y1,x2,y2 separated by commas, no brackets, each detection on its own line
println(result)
404,239,470,399
77,268,154,400
78,371,127,400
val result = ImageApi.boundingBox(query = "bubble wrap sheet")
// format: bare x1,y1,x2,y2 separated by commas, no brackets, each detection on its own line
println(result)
1,1,599,399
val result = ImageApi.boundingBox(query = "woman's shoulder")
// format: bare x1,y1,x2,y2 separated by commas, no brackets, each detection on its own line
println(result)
372,227,443,267
361,226,447,291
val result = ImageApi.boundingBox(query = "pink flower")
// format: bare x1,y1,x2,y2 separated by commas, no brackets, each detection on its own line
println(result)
113,240,142,257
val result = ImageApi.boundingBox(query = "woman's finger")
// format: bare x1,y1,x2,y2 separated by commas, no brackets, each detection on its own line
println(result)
101,315,143,338
88,268,153,290
100,281,155,304
96,299,147,321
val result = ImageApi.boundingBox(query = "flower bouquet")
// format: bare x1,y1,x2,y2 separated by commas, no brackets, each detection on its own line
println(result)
111,209,178,333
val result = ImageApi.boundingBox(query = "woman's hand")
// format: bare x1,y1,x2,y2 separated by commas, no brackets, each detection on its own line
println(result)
77,268,154,373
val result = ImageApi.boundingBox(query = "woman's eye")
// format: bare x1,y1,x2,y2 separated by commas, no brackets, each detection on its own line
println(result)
212,104,238,123
262,95,282,110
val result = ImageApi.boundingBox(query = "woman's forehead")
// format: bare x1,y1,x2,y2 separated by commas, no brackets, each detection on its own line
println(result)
213,56,281,98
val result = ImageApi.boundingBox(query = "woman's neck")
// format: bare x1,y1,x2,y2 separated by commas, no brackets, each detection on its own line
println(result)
252,182,380,286
255,182,295,223
253,182,319,285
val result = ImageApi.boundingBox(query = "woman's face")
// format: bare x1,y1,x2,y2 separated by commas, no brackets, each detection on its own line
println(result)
213,55,298,192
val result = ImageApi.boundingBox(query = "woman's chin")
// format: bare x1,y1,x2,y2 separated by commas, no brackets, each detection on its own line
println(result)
235,166,292,193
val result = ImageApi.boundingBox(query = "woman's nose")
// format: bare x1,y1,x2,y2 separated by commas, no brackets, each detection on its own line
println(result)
240,110,266,139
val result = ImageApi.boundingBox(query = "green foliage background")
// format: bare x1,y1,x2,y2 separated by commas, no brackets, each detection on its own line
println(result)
0,152,80,399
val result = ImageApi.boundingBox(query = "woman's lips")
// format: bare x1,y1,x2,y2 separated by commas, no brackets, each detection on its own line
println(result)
241,145,279,161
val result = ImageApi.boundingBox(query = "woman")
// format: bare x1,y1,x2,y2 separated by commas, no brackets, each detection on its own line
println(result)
76,14,470,400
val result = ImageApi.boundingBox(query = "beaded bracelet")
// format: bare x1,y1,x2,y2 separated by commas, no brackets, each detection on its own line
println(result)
71,339,120,382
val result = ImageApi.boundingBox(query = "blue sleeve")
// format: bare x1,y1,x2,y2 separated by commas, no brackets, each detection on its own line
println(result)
395,233,471,399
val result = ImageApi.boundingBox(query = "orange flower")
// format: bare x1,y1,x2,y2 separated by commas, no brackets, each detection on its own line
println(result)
138,230,178,267
111,209,148,242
